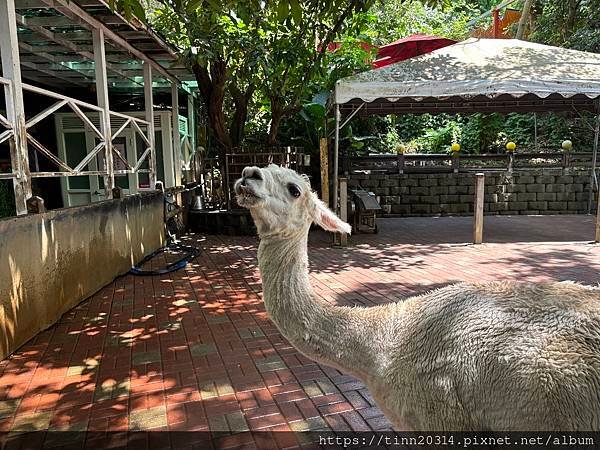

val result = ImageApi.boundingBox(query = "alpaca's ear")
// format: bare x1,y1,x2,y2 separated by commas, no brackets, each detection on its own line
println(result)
313,195,351,234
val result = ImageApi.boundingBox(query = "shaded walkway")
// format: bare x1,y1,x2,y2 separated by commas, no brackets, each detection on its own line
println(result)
0,215,598,448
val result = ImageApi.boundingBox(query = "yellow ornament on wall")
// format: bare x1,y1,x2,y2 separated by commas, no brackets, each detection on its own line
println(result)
506,141,516,152
396,144,407,154
562,140,573,151
451,142,461,152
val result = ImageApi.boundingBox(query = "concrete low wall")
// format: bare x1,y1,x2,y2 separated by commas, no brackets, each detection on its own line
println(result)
0,193,164,359
349,168,598,216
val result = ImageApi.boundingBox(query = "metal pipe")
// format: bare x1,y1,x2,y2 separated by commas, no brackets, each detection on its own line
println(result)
339,103,364,131
333,103,340,217
533,112,538,151
588,112,599,214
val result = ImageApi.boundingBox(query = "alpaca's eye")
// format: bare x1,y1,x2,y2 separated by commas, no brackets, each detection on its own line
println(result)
287,183,301,198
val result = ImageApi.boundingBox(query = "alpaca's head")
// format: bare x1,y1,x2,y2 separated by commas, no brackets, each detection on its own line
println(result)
234,164,351,238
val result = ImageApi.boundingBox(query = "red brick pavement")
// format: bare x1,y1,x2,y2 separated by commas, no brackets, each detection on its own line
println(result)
0,215,598,448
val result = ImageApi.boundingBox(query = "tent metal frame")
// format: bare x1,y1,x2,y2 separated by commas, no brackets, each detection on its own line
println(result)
332,94,600,220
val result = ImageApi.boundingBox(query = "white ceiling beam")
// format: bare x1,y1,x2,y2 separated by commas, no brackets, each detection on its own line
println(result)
15,0,102,8
21,61,88,87
23,15,74,26
95,15,128,25
38,0,178,83
15,0,54,8
19,41,96,82
16,13,142,86
20,71,72,87
19,30,92,42
92,0,175,51
21,52,136,63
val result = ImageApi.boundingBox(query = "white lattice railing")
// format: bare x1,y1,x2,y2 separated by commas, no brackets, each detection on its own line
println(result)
18,83,153,180
109,110,153,176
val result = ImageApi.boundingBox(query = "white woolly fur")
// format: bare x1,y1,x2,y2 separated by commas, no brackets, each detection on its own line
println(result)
234,164,600,431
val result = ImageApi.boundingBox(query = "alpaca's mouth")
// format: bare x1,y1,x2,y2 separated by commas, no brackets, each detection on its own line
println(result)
235,185,262,207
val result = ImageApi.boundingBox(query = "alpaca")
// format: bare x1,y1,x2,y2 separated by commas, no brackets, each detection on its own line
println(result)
234,164,600,431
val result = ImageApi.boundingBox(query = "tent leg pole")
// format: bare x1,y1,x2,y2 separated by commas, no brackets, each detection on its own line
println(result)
534,112,538,152
333,104,340,213
333,103,340,245
588,113,599,214
596,187,600,242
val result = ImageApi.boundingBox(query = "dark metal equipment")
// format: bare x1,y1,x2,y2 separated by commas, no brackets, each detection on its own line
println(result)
348,188,382,233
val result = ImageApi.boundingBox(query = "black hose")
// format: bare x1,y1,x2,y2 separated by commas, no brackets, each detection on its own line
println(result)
129,243,200,276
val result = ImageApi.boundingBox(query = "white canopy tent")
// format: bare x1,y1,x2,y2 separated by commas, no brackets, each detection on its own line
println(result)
331,38,600,215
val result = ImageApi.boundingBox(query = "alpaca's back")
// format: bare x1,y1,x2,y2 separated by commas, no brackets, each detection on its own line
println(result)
384,281,600,431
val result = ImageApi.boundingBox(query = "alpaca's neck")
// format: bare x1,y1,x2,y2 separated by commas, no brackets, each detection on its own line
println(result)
258,231,387,379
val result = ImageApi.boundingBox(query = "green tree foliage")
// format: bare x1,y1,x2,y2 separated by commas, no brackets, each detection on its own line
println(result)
531,0,599,52
112,0,597,157
365,0,485,43
113,0,385,153
320,0,599,156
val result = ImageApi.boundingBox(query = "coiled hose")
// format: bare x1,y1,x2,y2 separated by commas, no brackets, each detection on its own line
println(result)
130,189,200,276
129,243,200,276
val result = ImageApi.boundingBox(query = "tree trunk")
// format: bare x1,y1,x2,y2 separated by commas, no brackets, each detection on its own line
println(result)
192,60,232,203
564,0,580,41
267,100,284,146
516,0,534,39
192,60,231,155
229,84,254,148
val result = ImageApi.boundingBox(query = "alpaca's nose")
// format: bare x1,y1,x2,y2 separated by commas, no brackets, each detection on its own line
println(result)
241,166,263,184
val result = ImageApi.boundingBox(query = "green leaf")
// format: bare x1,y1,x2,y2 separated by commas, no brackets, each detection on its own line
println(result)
289,0,302,23
276,1,289,22
185,0,203,15
130,0,146,22
205,0,220,11
299,110,311,122
303,103,326,120
238,4,250,23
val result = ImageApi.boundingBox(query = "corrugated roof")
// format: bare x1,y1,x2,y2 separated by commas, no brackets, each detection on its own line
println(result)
11,0,195,91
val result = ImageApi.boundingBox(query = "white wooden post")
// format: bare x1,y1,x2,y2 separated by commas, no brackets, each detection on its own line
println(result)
595,187,600,243
187,92,196,148
320,137,329,206
143,62,156,188
473,173,485,244
184,91,199,182
92,28,113,199
588,113,599,214
171,82,182,187
333,103,340,216
160,113,174,187
340,177,348,247
0,0,31,215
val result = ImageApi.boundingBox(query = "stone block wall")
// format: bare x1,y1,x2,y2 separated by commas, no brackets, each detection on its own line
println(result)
347,169,598,216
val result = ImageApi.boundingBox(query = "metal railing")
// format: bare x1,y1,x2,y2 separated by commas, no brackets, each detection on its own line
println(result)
349,151,595,174
0,76,157,214
19,83,153,180
197,157,226,210
194,147,306,210
225,147,304,205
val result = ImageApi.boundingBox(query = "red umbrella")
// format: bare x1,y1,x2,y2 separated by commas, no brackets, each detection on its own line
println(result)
373,34,456,68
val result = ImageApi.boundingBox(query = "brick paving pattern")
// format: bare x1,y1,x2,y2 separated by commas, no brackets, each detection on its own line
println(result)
0,215,598,448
